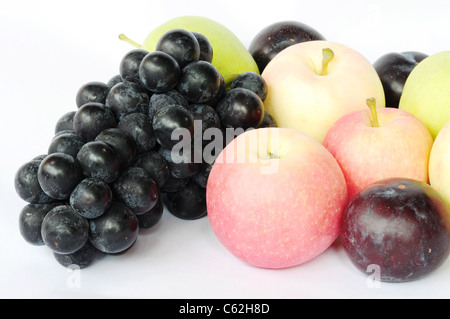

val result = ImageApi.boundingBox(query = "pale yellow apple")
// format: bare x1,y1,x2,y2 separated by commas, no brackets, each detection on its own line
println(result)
429,121,450,208
262,40,385,143
399,51,450,139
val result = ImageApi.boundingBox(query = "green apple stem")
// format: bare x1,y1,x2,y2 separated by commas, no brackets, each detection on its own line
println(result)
367,98,379,127
118,34,144,49
320,48,334,75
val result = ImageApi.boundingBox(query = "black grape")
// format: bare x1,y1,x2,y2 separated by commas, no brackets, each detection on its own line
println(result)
139,51,181,93
117,113,157,154
70,178,113,219
41,205,90,254
152,104,195,149
105,81,150,121
76,141,121,184
164,181,207,220
76,81,109,108
133,151,170,188
176,61,222,104
37,153,83,200
88,201,139,254
73,102,117,141
15,159,54,204
111,167,160,215
95,128,137,168
19,202,62,245
156,29,200,68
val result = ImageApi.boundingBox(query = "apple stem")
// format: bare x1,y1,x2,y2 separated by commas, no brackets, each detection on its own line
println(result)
320,48,334,75
118,34,144,49
366,98,379,127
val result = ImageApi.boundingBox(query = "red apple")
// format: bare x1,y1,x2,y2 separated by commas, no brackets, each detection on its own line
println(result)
206,127,348,269
323,98,434,200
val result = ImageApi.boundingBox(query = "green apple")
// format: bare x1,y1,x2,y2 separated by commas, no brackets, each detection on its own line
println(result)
399,51,450,139
429,121,450,208
120,16,259,86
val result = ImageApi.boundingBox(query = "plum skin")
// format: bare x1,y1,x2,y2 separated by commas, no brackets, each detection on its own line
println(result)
340,178,450,283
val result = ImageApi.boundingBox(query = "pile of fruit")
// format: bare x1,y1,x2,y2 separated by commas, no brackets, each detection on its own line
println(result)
14,16,450,284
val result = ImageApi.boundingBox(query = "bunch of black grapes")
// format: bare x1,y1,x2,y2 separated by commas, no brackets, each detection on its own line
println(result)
14,28,276,269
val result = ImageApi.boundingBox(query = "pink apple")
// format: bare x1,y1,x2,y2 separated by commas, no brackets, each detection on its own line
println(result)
323,98,434,200
262,40,385,143
206,127,348,269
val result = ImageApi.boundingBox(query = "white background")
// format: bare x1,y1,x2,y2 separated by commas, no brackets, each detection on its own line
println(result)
1,0,449,299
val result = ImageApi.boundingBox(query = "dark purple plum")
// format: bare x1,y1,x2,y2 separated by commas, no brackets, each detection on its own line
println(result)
249,20,326,73
70,178,113,219
41,205,89,254
75,81,109,108
341,178,450,283
373,51,428,108
88,201,139,254
76,141,121,183
139,51,180,93
156,28,200,68
216,88,264,130
73,102,117,141
37,153,83,200
112,167,160,215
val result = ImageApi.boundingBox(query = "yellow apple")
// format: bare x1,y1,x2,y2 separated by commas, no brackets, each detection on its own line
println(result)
399,51,450,139
262,40,385,143
429,121,450,207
